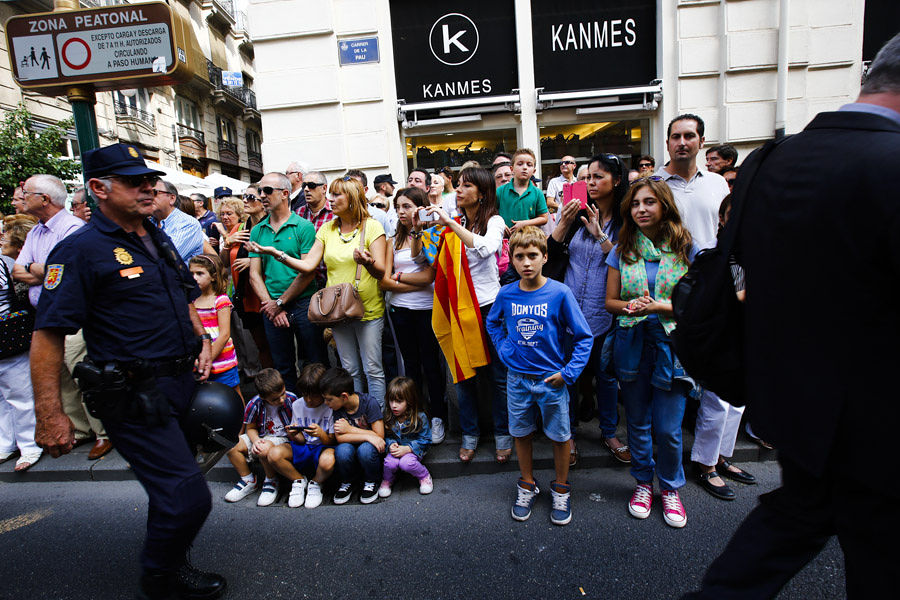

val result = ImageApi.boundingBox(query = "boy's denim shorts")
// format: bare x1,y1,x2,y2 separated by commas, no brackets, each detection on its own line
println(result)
290,442,330,476
506,370,571,442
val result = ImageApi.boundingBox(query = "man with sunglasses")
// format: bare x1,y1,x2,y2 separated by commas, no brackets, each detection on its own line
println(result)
637,155,655,177
29,143,225,599
248,172,323,392
545,156,578,233
295,171,334,289
150,178,204,263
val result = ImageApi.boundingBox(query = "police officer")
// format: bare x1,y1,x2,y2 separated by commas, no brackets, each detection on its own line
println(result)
31,144,226,600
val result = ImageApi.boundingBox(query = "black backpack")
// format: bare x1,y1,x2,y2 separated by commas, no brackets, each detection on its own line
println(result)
671,137,786,406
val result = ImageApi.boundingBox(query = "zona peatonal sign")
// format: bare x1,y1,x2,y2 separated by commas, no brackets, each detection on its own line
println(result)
389,0,518,105
4,2,195,96
531,0,657,93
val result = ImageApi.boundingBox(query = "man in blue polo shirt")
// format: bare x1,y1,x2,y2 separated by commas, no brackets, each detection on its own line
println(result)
248,171,323,392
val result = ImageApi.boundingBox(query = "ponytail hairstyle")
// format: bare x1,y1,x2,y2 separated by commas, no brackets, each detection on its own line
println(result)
383,376,424,434
188,253,228,295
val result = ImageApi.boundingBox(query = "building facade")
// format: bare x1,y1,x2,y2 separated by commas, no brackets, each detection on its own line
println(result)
0,0,264,182
249,0,874,186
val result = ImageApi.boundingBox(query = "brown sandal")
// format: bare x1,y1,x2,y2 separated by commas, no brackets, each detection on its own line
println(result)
495,448,512,464
459,448,475,463
569,440,579,467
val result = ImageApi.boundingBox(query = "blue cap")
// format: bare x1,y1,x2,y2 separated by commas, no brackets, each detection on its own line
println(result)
214,186,233,198
83,143,165,181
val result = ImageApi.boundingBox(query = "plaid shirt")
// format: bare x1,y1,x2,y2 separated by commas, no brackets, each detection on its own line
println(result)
296,201,334,287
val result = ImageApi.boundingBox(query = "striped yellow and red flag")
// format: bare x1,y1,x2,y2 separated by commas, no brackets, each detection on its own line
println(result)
431,226,491,383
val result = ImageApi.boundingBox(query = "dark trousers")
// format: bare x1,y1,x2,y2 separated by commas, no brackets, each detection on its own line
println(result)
683,455,897,599
390,306,447,421
101,373,211,575
261,296,326,392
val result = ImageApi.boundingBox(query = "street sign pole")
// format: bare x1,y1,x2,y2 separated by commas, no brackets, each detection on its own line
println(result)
53,0,99,174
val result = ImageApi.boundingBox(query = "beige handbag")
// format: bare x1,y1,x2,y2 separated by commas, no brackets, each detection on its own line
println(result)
307,220,367,325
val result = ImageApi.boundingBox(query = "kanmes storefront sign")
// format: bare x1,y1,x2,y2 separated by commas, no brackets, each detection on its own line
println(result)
531,0,657,93
389,0,518,104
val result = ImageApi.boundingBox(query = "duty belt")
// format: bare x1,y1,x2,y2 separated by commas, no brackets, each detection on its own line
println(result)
119,355,195,378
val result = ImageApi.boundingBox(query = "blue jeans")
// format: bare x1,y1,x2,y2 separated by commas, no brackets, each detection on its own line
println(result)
567,330,619,438
334,441,383,483
331,317,385,408
507,371,571,443
261,295,325,393
455,303,512,451
619,336,687,491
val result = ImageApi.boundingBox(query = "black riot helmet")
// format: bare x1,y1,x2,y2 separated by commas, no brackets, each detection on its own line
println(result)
184,382,244,452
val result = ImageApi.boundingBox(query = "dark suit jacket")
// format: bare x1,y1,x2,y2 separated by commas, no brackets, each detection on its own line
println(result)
737,109,900,494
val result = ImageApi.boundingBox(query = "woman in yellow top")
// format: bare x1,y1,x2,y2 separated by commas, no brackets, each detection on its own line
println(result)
247,177,388,405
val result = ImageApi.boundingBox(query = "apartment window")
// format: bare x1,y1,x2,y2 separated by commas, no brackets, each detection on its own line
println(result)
216,116,237,143
246,130,261,153
175,97,202,132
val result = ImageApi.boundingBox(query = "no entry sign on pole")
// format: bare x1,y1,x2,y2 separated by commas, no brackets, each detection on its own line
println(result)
4,2,197,95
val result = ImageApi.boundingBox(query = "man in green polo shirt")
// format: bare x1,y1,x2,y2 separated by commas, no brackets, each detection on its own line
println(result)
496,148,549,234
248,171,322,392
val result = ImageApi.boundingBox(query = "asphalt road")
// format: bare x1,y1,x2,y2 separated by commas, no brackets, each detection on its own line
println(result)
0,461,844,600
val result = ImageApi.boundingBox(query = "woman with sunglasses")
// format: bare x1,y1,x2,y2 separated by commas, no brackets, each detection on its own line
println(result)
604,176,699,528
247,178,388,406
550,153,630,466
221,184,272,369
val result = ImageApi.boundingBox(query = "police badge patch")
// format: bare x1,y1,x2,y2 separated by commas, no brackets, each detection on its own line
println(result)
44,264,64,289
114,247,134,265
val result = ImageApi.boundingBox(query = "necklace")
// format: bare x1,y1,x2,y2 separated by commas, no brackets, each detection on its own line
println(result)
339,228,359,243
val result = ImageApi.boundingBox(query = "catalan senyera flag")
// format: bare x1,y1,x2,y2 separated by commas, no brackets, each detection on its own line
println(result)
431,226,491,383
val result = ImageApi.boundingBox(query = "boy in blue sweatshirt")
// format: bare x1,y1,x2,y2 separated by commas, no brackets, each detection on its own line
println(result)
487,226,593,526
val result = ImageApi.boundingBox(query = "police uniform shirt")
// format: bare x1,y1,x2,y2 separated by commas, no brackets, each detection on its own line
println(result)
35,207,201,363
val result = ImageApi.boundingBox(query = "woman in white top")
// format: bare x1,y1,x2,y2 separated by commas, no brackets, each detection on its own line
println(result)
422,166,512,463
379,186,447,444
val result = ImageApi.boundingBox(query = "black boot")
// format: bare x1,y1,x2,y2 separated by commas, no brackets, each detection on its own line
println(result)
173,561,227,599
137,571,176,600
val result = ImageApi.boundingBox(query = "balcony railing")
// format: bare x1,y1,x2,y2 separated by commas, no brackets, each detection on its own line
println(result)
248,150,262,162
114,100,156,129
218,139,238,154
177,123,205,144
214,0,234,18
207,60,257,109
235,10,248,32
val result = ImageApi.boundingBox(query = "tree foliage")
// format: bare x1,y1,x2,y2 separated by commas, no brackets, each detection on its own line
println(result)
0,104,81,214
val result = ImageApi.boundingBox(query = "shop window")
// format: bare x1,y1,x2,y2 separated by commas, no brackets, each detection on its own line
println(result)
539,119,650,183
406,128,517,172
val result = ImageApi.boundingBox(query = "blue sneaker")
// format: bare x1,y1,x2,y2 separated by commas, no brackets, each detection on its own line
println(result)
550,481,572,525
511,479,540,521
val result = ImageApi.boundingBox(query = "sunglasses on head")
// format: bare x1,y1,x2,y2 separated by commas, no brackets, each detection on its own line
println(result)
303,182,325,190
634,175,664,184
259,186,286,196
102,174,160,188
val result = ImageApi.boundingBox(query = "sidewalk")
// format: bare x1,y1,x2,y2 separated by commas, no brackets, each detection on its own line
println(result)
0,418,775,483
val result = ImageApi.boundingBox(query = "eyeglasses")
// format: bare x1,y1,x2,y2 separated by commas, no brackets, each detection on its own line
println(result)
286,171,302,176
259,186,287,196
242,194,259,202
303,182,325,190
560,160,575,166
101,174,160,188
22,189,47,199
369,202,386,210
151,189,174,197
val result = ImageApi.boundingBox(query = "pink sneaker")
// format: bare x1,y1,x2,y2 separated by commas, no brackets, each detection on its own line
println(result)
628,482,653,519
377,480,393,498
661,489,687,528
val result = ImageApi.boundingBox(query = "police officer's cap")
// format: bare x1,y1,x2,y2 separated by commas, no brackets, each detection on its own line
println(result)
213,186,233,198
373,174,397,186
83,143,166,181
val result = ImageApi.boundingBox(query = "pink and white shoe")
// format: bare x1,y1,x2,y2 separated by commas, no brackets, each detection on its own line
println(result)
661,489,687,528
628,482,653,519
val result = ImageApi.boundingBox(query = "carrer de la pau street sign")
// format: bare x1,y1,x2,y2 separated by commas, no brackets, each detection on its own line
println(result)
4,2,197,96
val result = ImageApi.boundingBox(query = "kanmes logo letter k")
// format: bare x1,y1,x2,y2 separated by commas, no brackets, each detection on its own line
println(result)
442,24,468,54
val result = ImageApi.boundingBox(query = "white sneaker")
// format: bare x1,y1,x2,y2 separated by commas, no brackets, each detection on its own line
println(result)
257,480,278,506
378,480,393,498
224,477,257,502
305,480,324,508
419,475,433,495
431,418,445,445
288,478,307,508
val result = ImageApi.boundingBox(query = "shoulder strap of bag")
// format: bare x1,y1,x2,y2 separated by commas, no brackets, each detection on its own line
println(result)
353,219,367,288
717,135,791,257
1,256,21,311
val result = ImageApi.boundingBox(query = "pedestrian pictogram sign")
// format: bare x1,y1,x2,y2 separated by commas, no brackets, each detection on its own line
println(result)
4,2,199,96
